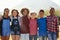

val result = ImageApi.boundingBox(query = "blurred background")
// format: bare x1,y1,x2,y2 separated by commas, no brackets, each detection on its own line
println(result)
0,0,60,40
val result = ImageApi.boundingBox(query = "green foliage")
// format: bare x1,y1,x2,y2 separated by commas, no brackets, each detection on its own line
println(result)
45,9,60,16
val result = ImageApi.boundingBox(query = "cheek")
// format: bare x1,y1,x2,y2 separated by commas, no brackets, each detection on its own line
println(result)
23,11,28,15
13,13,17,16
23,13,27,15
5,13,8,15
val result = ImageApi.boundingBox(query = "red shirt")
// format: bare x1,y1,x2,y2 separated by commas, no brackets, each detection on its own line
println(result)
29,19,37,35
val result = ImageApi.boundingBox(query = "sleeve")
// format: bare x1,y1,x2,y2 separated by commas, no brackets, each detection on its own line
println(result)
56,17,59,38
18,16,22,27
56,17,59,31
37,19,39,27
46,17,49,28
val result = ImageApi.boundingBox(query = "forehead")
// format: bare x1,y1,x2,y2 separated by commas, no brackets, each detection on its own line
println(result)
23,10,28,12
39,12,44,14
13,10,17,12
4,9,9,11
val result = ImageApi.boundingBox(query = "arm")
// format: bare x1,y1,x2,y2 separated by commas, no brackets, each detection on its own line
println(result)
56,17,59,31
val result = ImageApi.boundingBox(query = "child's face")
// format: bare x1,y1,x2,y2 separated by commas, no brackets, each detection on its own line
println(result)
13,11,17,17
39,12,44,18
31,14,36,19
4,10,9,16
50,9,55,15
23,10,28,16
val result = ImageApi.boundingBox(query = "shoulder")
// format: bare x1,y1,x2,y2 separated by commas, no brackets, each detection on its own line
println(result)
43,17,46,19
54,16,58,18
8,16,11,21
46,16,51,19
47,16,50,18
37,18,40,21
54,16,58,20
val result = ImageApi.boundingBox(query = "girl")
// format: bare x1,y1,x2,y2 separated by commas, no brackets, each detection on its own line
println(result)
2,8,11,40
29,12,37,40
11,9,20,40
20,8,30,40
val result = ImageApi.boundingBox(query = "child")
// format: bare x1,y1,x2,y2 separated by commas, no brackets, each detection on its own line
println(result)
2,8,11,40
11,9,20,40
47,8,59,40
37,10,47,40
20,8,30,40
29,12,37,40
0,16,2,40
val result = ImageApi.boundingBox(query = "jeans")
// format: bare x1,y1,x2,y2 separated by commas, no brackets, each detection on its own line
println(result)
47,31,57,40
39,36,47,40
29,35,37,40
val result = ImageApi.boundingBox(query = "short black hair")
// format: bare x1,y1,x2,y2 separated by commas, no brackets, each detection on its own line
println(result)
39,9,44,13
50,8,55,11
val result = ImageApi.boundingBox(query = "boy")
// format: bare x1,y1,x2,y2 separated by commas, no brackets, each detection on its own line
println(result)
37,10,47,40
47,8,59,40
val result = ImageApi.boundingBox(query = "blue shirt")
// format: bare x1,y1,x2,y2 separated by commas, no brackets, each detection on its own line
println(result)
37,17,47,36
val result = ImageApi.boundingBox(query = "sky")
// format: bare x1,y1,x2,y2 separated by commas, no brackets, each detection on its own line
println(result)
0,0,60,15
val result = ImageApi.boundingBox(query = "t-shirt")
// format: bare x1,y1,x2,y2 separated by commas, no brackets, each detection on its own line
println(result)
37,17,47,36
29,18,37,35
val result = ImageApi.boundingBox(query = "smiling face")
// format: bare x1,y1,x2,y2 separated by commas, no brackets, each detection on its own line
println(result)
39,10,44,18
12,9,19,17
39,12,44,18
30,13,36,19
21,8,29,16
50,8,55,16
12,11,18,17
4,8,9,16
23,10,28,16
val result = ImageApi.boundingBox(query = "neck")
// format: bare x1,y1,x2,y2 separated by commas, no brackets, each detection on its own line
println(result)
31,18,35,19
40,17,43,18
23,15,27,17
50,14,54,16
4,15,8,18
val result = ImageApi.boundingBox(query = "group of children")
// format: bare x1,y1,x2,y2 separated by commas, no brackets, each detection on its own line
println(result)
0,8,59,40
